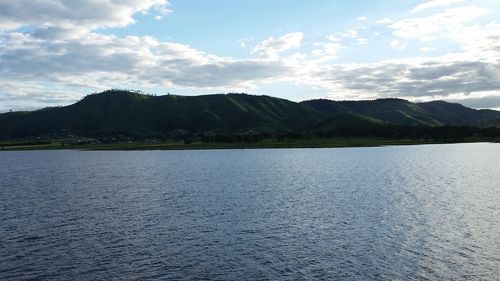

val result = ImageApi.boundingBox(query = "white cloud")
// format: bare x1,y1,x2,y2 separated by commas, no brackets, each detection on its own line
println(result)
389,6,488,40
0,0,169,30
455,22,500,59
297,10,500,104
444,91,500,109
251,32,303,59
390,40,407,50
311,35,342,60
376,18,392,25
420,47,436,52
0,82,78,109
412,0,465,13
338,25,368,40
340,28,358,38
238,37,254,48
357,38,368,45
1,0,500,111
310,56,500,101
357,16,367,21
154,3,173,16
0,27,295,110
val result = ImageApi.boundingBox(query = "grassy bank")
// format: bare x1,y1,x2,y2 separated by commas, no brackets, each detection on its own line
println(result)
1,137,498,151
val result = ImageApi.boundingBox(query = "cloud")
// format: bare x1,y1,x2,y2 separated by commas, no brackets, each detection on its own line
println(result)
0,27,294,109
0,0,169,30
357,38,368,45
304,9,500,104
309,56,500,101
337,25,368,41
0,0,297,110
420,47,436,52
376,18,392,25
0,82,79,112
311,35,342,60
445,94,500,109
1,0,500,111
149,60,292,88
155,3,173,16
412,0,465,13
339,28,358,38
238,37,254,48
390,40,407,50
389,6,488,40
0,30,156,79
251,32,304,59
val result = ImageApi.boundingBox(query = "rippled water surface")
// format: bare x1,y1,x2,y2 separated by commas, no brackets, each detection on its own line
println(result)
1,143,499,280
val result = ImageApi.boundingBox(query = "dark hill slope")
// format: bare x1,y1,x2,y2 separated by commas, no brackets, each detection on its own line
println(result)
302,98,441,125
1,90,499,140
0,90,327,138
417,100,500,126
302,98,500,126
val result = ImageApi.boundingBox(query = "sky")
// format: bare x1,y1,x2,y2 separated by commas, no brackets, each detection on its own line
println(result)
1,0,500,112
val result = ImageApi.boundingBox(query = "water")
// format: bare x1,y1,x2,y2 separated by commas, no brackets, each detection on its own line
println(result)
0,143,499,280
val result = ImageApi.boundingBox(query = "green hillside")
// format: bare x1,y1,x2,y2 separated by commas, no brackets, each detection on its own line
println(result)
1,90,499,140
0,90,327,139
302,98,500,126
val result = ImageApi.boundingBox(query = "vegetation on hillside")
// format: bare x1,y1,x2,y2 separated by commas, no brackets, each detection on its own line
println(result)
1,90,499,147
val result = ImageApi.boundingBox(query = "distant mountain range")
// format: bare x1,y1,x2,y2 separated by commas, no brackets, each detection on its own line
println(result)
1,90,499,139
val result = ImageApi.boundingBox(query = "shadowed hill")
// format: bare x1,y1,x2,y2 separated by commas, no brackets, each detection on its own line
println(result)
0,90,327,139
302,98,500,127
1,90,499,140
417,100,500,127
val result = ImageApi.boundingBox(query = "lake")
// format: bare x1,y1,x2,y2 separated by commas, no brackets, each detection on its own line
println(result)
0,143,499,280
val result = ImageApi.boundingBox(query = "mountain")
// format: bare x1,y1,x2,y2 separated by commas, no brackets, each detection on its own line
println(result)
301,98,500,127
0,90,327,139
417,100,500,127
1,90,499,140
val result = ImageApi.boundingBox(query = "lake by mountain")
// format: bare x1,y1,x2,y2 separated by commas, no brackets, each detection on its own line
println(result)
1,144,499,280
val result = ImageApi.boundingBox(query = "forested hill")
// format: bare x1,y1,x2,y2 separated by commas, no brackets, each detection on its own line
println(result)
1,90,499,140
302,98,500,127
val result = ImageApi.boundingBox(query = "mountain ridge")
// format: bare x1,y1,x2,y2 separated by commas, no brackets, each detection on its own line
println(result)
1,89,499,140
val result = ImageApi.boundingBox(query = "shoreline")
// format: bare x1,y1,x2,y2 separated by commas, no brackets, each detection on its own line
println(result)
1,137,498,151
